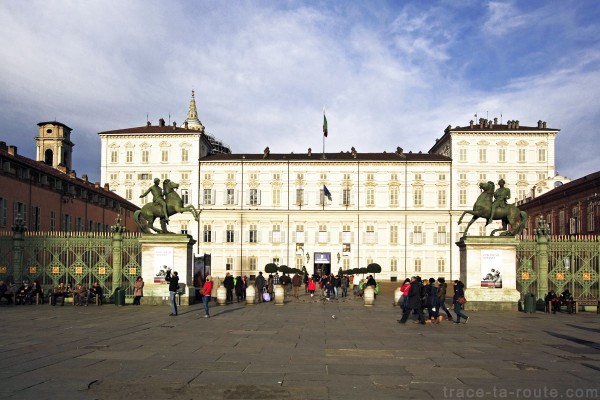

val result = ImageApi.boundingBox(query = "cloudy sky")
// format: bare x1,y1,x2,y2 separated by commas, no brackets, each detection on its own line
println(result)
1,0,599,183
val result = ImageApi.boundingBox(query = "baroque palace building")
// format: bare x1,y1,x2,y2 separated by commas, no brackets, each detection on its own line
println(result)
100,93,567,280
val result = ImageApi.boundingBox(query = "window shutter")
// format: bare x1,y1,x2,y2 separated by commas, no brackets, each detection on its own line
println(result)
434,233,438,245
409,232,413,244
223,190,228,205
258,190,261,205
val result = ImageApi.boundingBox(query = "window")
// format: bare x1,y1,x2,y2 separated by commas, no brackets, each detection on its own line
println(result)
249,189,259,205
390,258,397,272
272,224,282,243
31,207,41,231
227,173,235,181
272,188,281,206
479,173,487,182
204,173,212,181
459,148,467,162
459,189,467,206
140,189,147,205
498,148,506,163
297,173,304,181
273,173,280,180
436,226,447,245
412,226,423,244
437,258,445,273
365,225,376,244
367,173,374,181
390,225,398,244
389,187,399,207
0,197,6,227
249,257,257,271
180,189,189,205
203,224,212,242
570,207,580,234
142,149,149,163
226,257,233,271
250,173,258,180
518,148,526,162
295,225,304,243
538,148,546,162
318,225,328,243
413,187,423,207
161,173,168,181
498,173,506,181
459,172,467,181
517,189,526,201
537,173,546,182
343,173,351,180
161,149,169,162
437,189,446,207
110,150,118,163
479,148,487,162
226,224,235,243
414,173,422,181
342,225,352,244
343,189,351,206
109,173,118,181
320,188,330,206
50,211,56,231
226,189,235,205
126,150,133,163
76,217,83,232
125,188,132,200
181,172,189,181
296,188,304,206
63,214,71,232
390,173,398,181
587,203,595,232
126,173,133,181
181,223,188,235
438,173,446,181
366,188,375,206
181,148,189,162
518,173,526,182
296,257,304,269
320,173,327,180
14,201,27,225
414,258,422,273
559,209,566,235
249,224,258,243
203,189,213,205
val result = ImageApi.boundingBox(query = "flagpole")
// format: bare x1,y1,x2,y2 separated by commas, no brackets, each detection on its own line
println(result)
322,107,326,159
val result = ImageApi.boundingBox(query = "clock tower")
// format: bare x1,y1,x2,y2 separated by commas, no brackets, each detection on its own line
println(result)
35,121,74,171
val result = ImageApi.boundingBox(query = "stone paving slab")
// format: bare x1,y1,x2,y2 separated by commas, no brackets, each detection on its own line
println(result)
1,285,599,399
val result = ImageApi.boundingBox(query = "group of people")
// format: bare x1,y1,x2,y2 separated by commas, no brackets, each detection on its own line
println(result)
398,276,469,325
0,279,44,305
50,281,105,306
544,289,574,314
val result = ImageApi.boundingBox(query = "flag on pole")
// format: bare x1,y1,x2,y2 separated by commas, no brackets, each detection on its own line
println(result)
323,185,332,201
323,113,328,137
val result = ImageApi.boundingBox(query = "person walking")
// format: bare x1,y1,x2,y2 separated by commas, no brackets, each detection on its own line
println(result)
398,276,425,324
292,272,302,299
201,275,213,318
437,277,453,321
165,269,179,316
235,275,245,303
223,272,234,304
453,280,469,324
133,276,144,305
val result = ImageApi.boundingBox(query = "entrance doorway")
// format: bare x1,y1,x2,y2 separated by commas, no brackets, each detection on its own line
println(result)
313,252,331,276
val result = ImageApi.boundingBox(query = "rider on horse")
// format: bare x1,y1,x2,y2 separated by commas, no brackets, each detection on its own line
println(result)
140,178,169,222
487,179,510,225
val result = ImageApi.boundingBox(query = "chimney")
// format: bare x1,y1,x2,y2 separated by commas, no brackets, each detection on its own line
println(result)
8,145,17,155
82,174,88,182
104,183,110,190
94,182,100,188
493,117,498,125
69,170,76,178
184,121,189,129
537,120,543,128
542,121,547,128
351,146,357,158
159,118,166,127
172,122,177,129
396,146,403,155
57,164,67,173
479,118,484,128
307,148,312,157
515,120,519,128
146,121,151,127
469,120,474,128
0,141,6,151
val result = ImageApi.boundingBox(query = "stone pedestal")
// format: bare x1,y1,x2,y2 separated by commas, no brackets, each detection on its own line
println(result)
456,236,520,311
139,234,197,306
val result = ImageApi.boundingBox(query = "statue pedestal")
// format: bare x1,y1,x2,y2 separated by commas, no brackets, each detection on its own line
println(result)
456,236,520,311
139,234,197,306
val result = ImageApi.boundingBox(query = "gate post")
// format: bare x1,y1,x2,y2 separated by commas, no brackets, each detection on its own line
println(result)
111,216,126,293
11,215,27,284
535,219,550,300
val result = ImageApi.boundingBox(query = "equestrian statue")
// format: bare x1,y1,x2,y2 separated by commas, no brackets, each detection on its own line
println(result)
134,178,199,234
457,179,528,237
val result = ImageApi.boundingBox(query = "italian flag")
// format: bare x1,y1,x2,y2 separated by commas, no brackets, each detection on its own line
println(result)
323,114,328,137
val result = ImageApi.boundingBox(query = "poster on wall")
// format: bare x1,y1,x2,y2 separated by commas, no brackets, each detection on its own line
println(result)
481,250,502,288
154,247,174,283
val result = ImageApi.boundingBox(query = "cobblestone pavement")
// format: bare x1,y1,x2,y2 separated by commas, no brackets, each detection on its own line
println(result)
0,284,599,400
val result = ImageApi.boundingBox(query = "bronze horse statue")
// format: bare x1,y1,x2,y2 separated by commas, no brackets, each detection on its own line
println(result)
134,179,199,234
458,181,528,237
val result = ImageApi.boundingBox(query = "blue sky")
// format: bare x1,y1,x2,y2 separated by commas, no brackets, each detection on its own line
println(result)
1,0,599,183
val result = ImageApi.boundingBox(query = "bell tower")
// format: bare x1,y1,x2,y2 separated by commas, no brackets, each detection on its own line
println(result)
35,121,74,171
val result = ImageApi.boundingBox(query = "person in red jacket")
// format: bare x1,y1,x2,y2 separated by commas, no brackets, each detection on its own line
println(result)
202,276,213,318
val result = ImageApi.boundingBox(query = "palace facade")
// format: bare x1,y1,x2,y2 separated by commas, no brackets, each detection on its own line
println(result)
99,93,567,280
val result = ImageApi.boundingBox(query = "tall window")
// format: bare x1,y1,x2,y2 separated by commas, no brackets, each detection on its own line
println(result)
412,225,423,244
296,188,304,206
390,173,398,181
76,217,83,232
126,150,133,163
365,225,375,244
249,257,257,271
203,189,213,205
63,214,71,232
318,225,328,243
390,258,397,272
249,189,259,205
413,187,423,207
181,172,189,181
437,189,446,207
414,258,422,273
478,148,487,162
366,173,374,181
161,149,169,162
459,148,467,162
518,148,526,162
226,224,235,243
181,148,189,162
226,257,233,271
587,203,595,232
438,173,446,181
141,149,149,163
0,197,6,227
226,189,235,205
390,225,398,244
437,258,445,272
295,225,305,243
180,223,188,235
180,189,189,205
459,189,467,206
389,187,399,207
31,206,41,231
272,188,281,207
437,226,447,245
50,211,56,231
559,209,565,235
110,150,118,163
366,187,375,206
249,224,258,243
272,224,282,243
203,224,212,242
498,148,506,162
537,148,546,162
343,189,351,206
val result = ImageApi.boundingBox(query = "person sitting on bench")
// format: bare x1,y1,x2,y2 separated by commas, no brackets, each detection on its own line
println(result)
0,280,14,305
86,282,103,306
15,280,33,305
51,282,70,306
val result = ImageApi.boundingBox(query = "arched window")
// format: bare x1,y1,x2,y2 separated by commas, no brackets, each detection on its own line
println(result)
44,149,53,166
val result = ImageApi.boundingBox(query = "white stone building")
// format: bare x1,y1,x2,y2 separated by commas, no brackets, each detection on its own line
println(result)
99,94,565,281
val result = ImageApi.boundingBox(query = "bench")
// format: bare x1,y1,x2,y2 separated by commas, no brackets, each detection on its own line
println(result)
573,299,599,314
